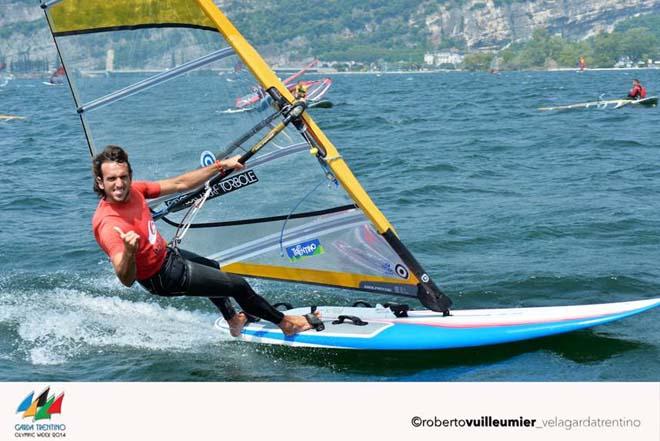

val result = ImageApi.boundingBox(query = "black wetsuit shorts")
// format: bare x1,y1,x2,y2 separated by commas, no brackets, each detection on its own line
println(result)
138,247,284,324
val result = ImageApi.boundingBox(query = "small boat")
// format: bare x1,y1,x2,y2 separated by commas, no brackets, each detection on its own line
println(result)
539,96,658,111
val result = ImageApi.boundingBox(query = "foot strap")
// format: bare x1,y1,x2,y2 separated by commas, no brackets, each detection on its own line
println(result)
303,313,325,332
332,315,368,326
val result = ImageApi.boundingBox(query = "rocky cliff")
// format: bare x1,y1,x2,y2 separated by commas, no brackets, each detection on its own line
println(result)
424,0,660,50
0,0,658,68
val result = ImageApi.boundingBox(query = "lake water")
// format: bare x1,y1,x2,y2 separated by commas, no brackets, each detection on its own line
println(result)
0,69,659,381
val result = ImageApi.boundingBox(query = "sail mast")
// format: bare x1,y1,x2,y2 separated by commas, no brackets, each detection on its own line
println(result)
41,1,96,156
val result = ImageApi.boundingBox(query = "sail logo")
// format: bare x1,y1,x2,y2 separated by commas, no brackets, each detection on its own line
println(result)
214,170,259,194
16,387,64,421
200,150,216,167
287,239,325,262
165,170,259,210
395,264,409,279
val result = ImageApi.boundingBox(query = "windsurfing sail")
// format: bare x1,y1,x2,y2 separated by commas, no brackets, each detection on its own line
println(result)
294,78,332,101
41,0,452,313
236,77,332,111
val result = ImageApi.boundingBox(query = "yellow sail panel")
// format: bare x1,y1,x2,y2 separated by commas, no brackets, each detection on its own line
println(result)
222,262,420,290
49,0,216,35
22,399,39,418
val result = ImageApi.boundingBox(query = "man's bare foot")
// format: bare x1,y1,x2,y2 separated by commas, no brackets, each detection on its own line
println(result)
278,311,322,336
228,312,249,337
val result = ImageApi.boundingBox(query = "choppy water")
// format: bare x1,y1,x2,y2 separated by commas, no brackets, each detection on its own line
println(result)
1,69,659,381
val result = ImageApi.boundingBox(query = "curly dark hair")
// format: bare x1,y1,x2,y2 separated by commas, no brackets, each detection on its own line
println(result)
92,145,133,198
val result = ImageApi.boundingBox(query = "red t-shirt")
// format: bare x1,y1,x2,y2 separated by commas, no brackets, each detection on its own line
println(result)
92,181,167,280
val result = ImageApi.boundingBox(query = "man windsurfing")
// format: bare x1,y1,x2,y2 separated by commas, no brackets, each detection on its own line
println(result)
91,145,322,337
294,82,307,100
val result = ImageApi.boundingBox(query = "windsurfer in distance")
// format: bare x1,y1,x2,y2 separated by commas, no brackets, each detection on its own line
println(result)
91,145,321,336
293,82,307,100
627,79,647,100
49,66,65,85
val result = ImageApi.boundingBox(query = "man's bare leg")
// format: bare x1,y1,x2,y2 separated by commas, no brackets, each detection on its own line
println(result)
278,311,322,336
228,312,249,337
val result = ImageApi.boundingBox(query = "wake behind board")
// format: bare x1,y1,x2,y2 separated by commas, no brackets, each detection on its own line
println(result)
539,96,658,111
215,298,660,350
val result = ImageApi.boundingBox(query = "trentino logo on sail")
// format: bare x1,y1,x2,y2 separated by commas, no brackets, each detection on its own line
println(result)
16,387,64,421
286,239,325,261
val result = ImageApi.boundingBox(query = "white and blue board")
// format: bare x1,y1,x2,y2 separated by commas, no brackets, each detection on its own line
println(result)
215,298,660,350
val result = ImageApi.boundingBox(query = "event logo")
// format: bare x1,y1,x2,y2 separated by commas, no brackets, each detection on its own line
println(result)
286,239,325,262
16,387,64,421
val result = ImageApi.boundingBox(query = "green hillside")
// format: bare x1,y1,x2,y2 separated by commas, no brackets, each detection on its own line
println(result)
226,0,433,63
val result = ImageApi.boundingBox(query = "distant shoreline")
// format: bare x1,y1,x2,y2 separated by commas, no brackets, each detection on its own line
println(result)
4,66,659,79
547,66,660,72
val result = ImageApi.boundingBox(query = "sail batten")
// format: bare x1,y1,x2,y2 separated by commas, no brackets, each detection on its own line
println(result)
162,204,357,229
79,47,235,114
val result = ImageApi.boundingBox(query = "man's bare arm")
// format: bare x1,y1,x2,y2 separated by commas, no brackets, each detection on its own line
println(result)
158,155,243,196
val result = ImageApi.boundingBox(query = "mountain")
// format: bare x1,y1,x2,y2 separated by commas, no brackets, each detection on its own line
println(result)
0,0,658,70
426,0,660,51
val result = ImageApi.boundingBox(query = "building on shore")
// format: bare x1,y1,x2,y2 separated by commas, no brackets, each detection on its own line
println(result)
424,51,465,68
